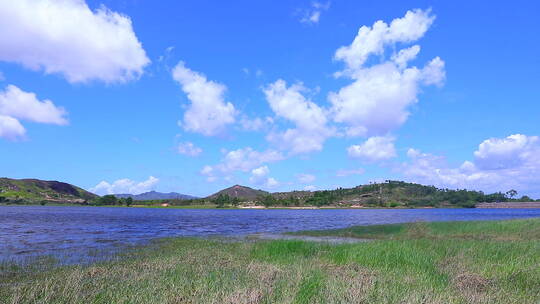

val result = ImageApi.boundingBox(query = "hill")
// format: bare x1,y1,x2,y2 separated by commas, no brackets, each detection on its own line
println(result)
265,180,516,208
0,178,97,203
208,185,268,200
115,191,197,201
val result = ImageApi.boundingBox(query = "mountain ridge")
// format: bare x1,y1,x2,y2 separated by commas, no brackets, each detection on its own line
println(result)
114,191,197,201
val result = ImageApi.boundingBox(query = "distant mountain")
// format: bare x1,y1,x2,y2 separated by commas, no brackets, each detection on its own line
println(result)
114,191,198,201
0,177,97,203
208,185,268,200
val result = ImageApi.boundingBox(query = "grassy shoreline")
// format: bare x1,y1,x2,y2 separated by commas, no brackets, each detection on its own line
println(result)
1,218,539,303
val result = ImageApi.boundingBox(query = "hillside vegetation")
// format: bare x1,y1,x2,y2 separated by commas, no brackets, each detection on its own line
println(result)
1,178,536,208
209,185,269,200
200,181,536,208
0,178,97,204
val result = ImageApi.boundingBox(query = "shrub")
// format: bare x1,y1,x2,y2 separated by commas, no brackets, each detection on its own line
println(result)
458,200,476,208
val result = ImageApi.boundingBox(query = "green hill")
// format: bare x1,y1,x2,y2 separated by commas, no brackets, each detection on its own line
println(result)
208,185,268,200
0,178,97,204
265,180,510,208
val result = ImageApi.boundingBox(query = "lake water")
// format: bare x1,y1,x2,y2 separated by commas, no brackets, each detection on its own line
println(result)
2,206,540,264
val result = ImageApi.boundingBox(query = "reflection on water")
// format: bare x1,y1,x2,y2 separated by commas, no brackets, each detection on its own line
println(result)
1,206,540,263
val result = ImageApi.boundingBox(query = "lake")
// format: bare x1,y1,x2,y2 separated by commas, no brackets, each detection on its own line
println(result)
2,206,540,264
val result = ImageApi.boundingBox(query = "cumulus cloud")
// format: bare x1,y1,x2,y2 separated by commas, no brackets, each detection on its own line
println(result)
401,134,540,197
200,165,217,182
0,0,149,83
473,134,539,170
249,165,280,188
250,166,270,183
214,147,284,173
90,176,159,195
172,61,236,136
304,185,317,191
264,80,334,154
336,168,365,177
201,147,284,182
0,85,68,140
348,136,397,162
265,177,279,188
297,173,316,183
239,116,273,132
300,1,330,25
0,85,68,125
176,142,202,157
0,115,25,140
330,9,445,137
334,9,434,70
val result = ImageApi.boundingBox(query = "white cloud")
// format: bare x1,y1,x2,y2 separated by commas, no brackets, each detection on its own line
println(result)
0,85,67,140
304,185,317,191
420,57,446,86
330,9,445,137
401,134,540,197
334,9,434,70
264,79,334,154
215,147,284,173
201,147,284,182
266,177,279,188
473,134,539,170
200,165,217,182
90,176,159,195
158,46,174,62
297,173,316,183
0,115,25,140
250,166,270,183
300,1,330,25
0,85,68,125
249,165,280,188
172,61,236,136
239,116,273,131
336,168,365,177
0,0,149,83
176,142,202,157
348,136,397,162
391,45,421,69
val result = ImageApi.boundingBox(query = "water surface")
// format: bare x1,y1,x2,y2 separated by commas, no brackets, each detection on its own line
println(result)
1,206,540,263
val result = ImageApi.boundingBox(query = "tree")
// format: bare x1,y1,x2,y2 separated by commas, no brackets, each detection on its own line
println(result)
99,195,118,205
214,194,231,208
519,195,531,202
506,189,518,200
126,197,133,206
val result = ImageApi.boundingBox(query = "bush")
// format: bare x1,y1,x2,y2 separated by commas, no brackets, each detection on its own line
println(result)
98,195,118,205
388,201,400,208
458,200,476,208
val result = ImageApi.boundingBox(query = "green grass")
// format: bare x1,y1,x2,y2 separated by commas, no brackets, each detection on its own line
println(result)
1,219,539,303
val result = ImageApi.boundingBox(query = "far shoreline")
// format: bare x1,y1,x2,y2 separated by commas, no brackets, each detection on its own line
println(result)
2,202,540,209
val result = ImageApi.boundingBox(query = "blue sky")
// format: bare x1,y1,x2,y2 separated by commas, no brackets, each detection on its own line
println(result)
0,0,539,198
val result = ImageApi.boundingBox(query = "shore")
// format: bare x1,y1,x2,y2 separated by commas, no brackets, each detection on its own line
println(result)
476,202,540,208
0,203,473,210
1,218,539,303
